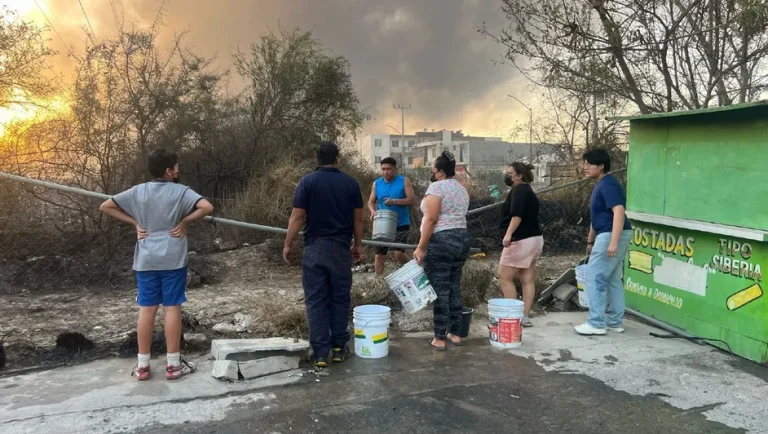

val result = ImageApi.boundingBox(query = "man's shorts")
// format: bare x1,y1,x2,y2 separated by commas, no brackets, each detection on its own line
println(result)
136,267,188,307
375,225,410,255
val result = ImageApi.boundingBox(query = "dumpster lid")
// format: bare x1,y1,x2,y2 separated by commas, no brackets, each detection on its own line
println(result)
607,100,768,122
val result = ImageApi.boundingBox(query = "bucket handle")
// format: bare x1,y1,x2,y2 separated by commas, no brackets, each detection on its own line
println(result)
355,318,389,329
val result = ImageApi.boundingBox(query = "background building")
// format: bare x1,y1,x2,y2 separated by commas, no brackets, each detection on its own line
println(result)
363,129,560,186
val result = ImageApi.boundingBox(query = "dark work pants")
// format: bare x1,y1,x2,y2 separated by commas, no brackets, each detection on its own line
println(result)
302,239,352,360
423,228,471,339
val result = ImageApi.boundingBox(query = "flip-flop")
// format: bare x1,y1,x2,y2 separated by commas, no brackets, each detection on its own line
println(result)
447,334,463,346
428,339,447,351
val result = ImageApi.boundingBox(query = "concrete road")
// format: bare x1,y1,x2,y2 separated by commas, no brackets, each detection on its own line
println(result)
1,312,766,434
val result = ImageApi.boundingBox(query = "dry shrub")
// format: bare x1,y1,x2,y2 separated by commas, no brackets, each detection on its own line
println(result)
351,276,397,309
223,151,377,245
254,297,309,338
461,260,494,307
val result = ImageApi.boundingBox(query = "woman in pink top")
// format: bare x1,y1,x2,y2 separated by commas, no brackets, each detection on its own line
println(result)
414,151,471,351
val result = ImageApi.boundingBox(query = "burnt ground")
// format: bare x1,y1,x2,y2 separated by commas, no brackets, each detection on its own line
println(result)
0,238,582,371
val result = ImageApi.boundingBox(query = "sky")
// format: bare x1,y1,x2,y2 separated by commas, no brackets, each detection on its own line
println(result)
6,0,534,141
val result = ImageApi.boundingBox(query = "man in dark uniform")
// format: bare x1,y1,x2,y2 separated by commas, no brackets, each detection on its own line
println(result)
283,142,364,370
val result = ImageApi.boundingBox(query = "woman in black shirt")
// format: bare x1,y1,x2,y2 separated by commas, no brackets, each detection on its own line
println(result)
498,162,544,327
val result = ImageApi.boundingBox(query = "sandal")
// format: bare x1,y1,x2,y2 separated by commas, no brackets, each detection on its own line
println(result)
428,338,447,351
166,359,195,380
132,365,151,381
447,334,463,346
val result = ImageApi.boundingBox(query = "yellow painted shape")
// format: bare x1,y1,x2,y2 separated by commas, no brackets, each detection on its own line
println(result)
726,283,763,311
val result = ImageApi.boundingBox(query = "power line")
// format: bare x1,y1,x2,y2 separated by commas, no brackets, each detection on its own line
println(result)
33,0,81,61
77,0,97,42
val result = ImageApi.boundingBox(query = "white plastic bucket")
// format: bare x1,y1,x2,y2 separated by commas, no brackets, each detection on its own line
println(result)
384,260,437,314
372,210,398,241
575,264,589,309
487,298,525,349
353,304,391,359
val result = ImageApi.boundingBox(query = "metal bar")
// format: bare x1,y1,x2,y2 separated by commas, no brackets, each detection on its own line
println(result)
467,168,628,216
625,308,704,345
0,171,480,253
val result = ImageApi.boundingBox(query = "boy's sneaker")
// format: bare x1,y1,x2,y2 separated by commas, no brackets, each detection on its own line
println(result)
574,323,607,335
521,316,533,328
166,359,195,380
607,326,625,333
313,360,328,371
132,365,151,381
331,345,350,363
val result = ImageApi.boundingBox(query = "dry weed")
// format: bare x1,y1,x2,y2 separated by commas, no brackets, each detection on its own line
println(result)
254,296,309,338
461,260,494,308
351,276,397,309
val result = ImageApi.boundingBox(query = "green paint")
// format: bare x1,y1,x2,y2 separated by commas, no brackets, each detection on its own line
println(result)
627,105,768,231
624,102,768,363
624,222,768,363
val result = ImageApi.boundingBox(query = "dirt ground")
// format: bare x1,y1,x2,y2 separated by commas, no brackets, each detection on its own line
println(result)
0,240,582,371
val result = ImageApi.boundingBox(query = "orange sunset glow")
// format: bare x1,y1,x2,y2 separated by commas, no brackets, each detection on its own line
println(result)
0,0,534,142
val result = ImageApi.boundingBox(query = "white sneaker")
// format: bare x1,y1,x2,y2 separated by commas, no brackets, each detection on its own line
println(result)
574,323,607,335
607,326,625,333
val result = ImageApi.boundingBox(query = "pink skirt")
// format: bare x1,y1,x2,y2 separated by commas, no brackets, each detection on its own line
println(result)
499,236,544,269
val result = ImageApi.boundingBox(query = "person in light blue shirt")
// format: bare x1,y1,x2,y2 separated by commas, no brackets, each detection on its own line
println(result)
575,148,632,336
367,157,416,276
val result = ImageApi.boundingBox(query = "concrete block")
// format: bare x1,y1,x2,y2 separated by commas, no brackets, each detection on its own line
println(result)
553,284,578,302
211,338,310,361
238,356,299,380
211,360,239,381
184,333,207,344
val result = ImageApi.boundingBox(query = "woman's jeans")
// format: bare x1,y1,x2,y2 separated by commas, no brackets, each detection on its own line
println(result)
586,230,632,329
424,228,471,339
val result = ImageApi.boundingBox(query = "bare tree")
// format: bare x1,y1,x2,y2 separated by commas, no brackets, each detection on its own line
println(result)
0,7,56,108
483,0,768,113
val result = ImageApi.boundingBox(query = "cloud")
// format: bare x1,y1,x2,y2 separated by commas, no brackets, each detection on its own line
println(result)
364,7,415,35
17,0,532,140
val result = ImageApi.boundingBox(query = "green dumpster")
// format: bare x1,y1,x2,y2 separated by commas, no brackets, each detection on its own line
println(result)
616,101,768,364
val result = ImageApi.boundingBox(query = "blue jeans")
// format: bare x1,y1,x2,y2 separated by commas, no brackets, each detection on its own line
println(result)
586,230,632,329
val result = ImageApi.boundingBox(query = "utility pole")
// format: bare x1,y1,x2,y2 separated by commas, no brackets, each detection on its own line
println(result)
393,104,411,166
508,95,533,164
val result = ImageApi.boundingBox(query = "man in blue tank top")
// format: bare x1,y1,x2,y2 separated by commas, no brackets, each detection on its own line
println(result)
367,157,416,276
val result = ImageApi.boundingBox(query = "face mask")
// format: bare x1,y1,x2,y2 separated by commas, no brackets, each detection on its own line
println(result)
430,175,437,183
173,176,180,184
504,175,514,186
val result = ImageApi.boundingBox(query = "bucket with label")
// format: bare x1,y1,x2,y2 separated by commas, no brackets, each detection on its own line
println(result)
575,264,590,309
487,298,524,349
353,304,391,359
384,260,438,314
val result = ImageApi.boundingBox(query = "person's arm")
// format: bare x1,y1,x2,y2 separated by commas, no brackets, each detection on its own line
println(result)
368,182,378,220
502,187,526,247
170,199,214,238
284,179,308,264
284,208,306,250
587,226,596,254
600,180,628,257
100,199,139,227
607,205,626,256
393,177,416,206
100,188,146,239
414,194,441,264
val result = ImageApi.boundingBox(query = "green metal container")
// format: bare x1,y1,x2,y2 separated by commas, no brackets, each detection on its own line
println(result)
616,101,768,364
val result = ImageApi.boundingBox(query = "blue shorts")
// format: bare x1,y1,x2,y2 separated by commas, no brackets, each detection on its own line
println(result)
136,267,188,307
